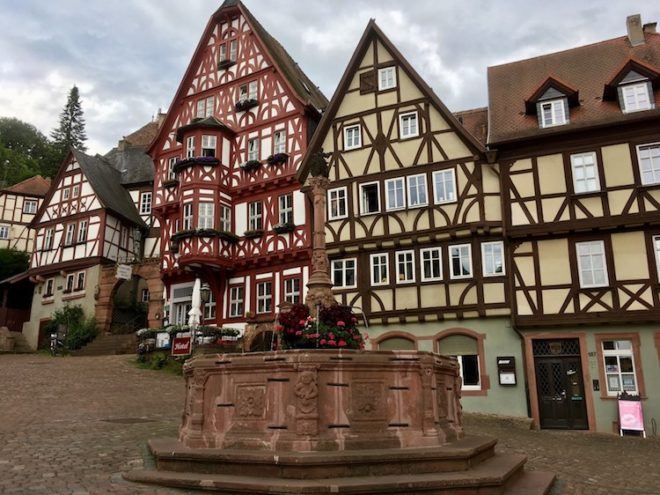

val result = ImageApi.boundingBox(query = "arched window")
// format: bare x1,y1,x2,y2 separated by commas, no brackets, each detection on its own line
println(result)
437,334,481,391
377,336,416,351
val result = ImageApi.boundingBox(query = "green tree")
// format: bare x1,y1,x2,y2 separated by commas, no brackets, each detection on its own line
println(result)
0,248,29,281
51,85,88,161
0,117,59,183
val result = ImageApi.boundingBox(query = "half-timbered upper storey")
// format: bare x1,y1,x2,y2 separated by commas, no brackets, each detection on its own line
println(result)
0,176,50,253
298,21,508,324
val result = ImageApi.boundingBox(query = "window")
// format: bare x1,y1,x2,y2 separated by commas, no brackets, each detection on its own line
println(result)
44,228,54,250
63,188,70,200
637,143,660,185
344,124,361,150
173,302,192,325
437,334,481,390
399,112,418,138
571,152,600,194
360,182,380,215
64,223,75,246
385,177,406,211
284,278,301,304
204,292,216,320
482,241,505,277
449,244,472,279
229,287,244,318
229,39,238,61
602,339,638,396
168,157,178,180
654,236,660,281
120,225,129,250
141,288,149,303
421,247,442,281
219,43,227,62
76,271,85,291
248,201,263,231
72,185,79,198
198,202,214,229
279,194,293,225
370,253,389,286
201,135,217,157
539,99,567,127
196,99,205,119
248,138,259,162
140,192,152,215
576,240,608,288
0,225,8,240
433,169,457,204
378,67,396,90
65,274,74,293
220,205,231,232
23,200,38,214
256,281,273,314
248,80,258,100
273,130,286,154
621,82,653,113
44,279,54,297
377,337,415,351
407,174,428,207
328,187,348,220
183,203,193,230
331,259,356,288
205,96,214,117
77,220,88,243
396,250,415,283
186,136,195,158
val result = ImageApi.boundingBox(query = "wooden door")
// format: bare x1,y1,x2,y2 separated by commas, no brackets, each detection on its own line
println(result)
535,355,588,429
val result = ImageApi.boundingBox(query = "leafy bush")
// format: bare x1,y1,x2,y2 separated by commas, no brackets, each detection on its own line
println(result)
48,304,97,350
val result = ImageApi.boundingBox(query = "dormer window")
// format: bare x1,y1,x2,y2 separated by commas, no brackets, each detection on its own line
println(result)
539,99,567,128
604,62,659,114
620,81,653,113
526,77,578,129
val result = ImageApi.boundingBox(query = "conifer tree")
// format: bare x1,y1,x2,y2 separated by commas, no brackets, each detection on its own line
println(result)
51,85,88,158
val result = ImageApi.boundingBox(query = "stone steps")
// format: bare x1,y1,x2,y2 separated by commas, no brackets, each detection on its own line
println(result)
73,334,136,356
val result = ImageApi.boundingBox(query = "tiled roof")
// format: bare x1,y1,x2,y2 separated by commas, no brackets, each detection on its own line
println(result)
488,32,660,144
104,146,154,186
3,175,51,196
122,120,160,147
454,107,488,146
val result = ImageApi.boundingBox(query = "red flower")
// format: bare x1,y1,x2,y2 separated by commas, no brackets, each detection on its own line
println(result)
337,320,345,327
328,340,337,347
319,339,326,345
338,339,347,347
275,325,284,332
328,332,335,340
298,320,306,326
295,330,302,336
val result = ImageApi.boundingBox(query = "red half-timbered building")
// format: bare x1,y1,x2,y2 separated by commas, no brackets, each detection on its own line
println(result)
150,0,327,338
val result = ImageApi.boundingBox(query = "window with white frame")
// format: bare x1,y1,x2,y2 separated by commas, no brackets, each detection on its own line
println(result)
370,253,389,286
248,201,263,230
654,236,660,281
328,187,348,220
437,334,481,390
449,244,472,279
539,98,567,127
205,96,214,117
168,157,178,180
64,223,75,246
72,185,79,198
576,240,608,288
279,194,293,225
273,130,286,154
44,279,54,297
201,135,217,157
248,80,258,100
482,241,505,277
76,271,85,291
620,82,653,113
399,112,418,138
198,202,214,229
256,281,273,314
44,228,54,250
229,286,244,318
0,225,9,240
407,174,428,207
571,152,600,194
141,288,149,303
63,188,70,200
284,278,301,304
23,199,38,214
344,124,361,150
174,302,192,325
396,250,415,283
360,182,380,215
220,205,231,232
229,39,238,61
378,67,396,90
65,274,74,292
637,143,660,185
120,226,129,250
239,83,249,101
186,136,195,158
77,220,88,243
433,169,456,204
421,247,442,281
140,192,152,215
602,339,638,396
331,259,356,288
204,292,216,320
385,177,406,211
196,99,205,119
183,203,193,230
248,138,259,161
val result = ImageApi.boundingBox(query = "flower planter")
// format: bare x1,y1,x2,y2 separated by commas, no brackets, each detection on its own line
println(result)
273,223,295,234
267,153,289,166
172,156,219,174
239,159,261,173
235,98,259,112
243,229,264,239
162,179,179,188
217,59,236,70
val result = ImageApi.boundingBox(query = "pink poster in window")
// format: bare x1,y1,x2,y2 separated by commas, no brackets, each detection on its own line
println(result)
618,400,644,431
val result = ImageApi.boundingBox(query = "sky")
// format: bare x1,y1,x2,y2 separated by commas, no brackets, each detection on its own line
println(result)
1,0,660,154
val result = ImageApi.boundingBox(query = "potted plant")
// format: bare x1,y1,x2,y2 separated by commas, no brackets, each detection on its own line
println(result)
266,153,289,166
239,159,261,172
273,222,295,234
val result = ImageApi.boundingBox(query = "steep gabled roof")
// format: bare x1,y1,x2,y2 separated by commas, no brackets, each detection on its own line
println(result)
2,175,51,197
454,107,488,146
297,20,484,181
122,120,160,148
104,146,154,186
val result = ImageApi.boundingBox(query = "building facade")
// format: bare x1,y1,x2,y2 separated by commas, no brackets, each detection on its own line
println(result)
149,0,327,343
0,176,50,253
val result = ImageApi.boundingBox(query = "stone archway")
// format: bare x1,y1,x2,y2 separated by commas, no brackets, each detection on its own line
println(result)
96,259,164,334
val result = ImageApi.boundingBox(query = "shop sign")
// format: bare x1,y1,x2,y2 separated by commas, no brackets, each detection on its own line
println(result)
171,336,192,356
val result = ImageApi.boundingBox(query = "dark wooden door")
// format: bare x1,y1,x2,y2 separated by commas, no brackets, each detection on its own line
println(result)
535,356,588,429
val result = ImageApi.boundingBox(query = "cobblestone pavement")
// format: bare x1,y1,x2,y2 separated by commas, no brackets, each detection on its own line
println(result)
1,354,659,495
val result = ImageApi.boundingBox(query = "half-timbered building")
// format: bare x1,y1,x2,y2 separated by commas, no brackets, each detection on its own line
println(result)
150,0,326,342
299,21,525,418
488,15,660,432
0,175,50,253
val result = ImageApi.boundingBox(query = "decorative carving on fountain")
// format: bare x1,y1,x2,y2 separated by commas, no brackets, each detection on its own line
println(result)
294,367,319,435
236,385,266,418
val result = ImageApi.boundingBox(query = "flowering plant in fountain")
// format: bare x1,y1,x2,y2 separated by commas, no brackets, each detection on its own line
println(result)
277,303,367,350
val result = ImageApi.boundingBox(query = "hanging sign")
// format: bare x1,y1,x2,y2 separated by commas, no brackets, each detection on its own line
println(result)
171,336,192,356
115,264,132,280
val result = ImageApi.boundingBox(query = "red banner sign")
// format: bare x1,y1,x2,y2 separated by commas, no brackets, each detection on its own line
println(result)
171,336,192,356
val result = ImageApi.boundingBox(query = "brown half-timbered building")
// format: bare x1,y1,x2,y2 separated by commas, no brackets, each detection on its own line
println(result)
488,15,660,432
150,0,326,342
299,21,526,418
0,176,50,253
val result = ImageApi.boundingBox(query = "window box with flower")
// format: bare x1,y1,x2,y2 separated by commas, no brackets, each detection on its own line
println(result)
266,153,289,166
235,98,259,112
243,229,264,239
273,222,295,234
239,159,261,173
217,59,236,70
172,156,220,174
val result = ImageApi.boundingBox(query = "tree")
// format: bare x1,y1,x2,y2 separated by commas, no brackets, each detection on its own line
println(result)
51,85,88,161
0,248,29,281
0,117,60,182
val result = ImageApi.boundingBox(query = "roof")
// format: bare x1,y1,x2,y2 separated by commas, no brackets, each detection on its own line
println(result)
104,146,154,186
175,116,235,142
454,107,488,146
71,150,146,227
298,20,484,181
488,31,660,145
122,120,160,147
2,176,51,197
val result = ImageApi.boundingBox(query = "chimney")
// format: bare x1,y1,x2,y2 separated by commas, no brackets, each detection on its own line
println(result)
644,22,657,34
627,14,645,46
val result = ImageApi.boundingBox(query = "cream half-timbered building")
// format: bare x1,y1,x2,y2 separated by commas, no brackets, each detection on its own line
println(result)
299,21,525,418
488,15,660,432
150,0,326,340
0,176,50,253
